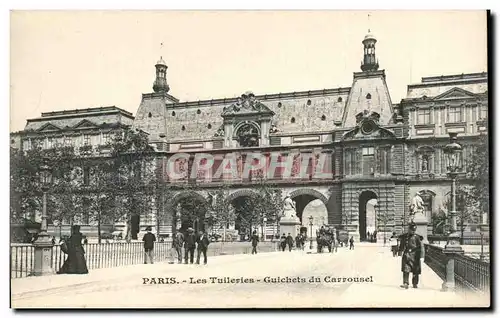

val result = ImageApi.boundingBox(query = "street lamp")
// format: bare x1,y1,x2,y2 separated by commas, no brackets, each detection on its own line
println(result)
33,160,54,276
374,203,379,243
443,132,463,248
309,215,314,250
262,217,267,241
442,132,464,291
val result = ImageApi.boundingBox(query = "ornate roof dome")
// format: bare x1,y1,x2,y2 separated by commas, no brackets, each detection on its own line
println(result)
363,30,377,42
156,56,167,66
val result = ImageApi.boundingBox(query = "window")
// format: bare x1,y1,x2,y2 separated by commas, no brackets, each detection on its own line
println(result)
366,93,372,100
148,112,152,118
337,97,343,102
419,191,434,217
82,198,91,224
83,135,91,146
47,138,54,148
362,147,375,175
479,104,488,120
291,117,296,123
362,147,374,156
64,136,72,146
102,133,110,144
321,115,326,121
417,108,432,125
172,111,176,116
83,167,90,185
448,107,463,123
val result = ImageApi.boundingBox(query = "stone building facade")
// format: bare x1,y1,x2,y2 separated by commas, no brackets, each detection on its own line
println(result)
132,31,488,240
12,32,488,241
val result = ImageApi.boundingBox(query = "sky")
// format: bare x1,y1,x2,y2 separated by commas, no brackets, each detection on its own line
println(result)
10,10,488,132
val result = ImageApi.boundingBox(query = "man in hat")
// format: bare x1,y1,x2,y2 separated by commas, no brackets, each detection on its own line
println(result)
142,226,156,264
398,222,425,289
171,228,184,264
251,230,259,254
196,231,210,265
184,227,196,264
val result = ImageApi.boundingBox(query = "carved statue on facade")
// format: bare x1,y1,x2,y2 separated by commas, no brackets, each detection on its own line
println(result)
282,195,297,219
409,192,425,218
269,123,279,134
421,156,429,172
237,123,259,147
214,126,225,137
225,92,265,114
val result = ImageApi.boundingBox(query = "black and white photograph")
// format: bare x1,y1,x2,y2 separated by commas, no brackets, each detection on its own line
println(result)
8,9,491,308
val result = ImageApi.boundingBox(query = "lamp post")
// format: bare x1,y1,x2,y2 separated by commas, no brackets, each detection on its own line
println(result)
33,161,54,276
309,215,314,250
262,217,267,242
442,132,464,291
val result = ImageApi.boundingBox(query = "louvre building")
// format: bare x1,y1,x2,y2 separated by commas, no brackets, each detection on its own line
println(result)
11,31,488,241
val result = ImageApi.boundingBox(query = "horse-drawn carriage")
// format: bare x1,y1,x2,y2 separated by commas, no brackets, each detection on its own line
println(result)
316,226,336,253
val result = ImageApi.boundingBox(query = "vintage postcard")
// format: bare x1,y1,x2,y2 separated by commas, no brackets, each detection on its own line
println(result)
9,10,491,308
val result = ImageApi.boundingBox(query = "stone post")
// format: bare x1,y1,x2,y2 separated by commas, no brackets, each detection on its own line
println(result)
413,212,429,244
33,191,55,276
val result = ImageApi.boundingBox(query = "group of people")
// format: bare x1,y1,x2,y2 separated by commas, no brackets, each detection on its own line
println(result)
169,227,211,265
366,230,378,243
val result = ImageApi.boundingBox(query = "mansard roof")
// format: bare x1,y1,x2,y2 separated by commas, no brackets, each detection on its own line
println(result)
24,106,135,132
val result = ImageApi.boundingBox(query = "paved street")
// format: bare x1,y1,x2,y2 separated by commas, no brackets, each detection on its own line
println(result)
11,243,489,308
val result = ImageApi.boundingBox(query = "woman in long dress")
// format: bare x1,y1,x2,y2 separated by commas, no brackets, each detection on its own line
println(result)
57,225,89,274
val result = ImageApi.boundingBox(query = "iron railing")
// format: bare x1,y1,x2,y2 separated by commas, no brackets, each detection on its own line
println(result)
424,244,490,294
10,241,276,279
428,234,490,246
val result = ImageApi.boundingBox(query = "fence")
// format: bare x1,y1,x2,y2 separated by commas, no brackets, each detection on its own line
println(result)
10,241,276,279
428,234,490,246
424,244,490,294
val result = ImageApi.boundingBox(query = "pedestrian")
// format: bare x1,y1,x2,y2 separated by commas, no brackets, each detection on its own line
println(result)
373,230,378,243
389,232,398,257
171,229,184,264
399,223,425,289
57,225,89,274
286,233,294,252
142,226,156,264
349,236,354,250
280,234,287,252
332,231,338,253
196,231,210,265
251,230,259,254
184,227,196,264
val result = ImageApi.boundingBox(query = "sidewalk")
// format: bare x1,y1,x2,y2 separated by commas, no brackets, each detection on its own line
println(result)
338,246,490,307
11,252,277,298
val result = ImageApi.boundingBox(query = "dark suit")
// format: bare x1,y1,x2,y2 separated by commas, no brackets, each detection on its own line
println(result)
398,232,425,286
184,233,196,264
196,234,210,264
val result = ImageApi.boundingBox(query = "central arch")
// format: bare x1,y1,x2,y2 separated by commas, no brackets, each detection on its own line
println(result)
359,190,377,241
289,188,328,221
170,191,210,234
228,189,262,241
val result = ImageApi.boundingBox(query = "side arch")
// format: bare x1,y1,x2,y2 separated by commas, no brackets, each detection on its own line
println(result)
289,188,329,205
227,189,260,202
170,191,209,208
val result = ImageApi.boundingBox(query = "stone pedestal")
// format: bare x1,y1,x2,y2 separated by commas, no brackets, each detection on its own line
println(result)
279,216,301,238
413,213,429,244
33,235,56,276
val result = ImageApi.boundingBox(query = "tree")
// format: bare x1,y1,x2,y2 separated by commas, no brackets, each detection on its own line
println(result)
10,143,80,227
208,184,235,240
107,128,156,241
463,131,489,222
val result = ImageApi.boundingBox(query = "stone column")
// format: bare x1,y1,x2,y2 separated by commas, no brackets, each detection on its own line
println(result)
413,212,429,244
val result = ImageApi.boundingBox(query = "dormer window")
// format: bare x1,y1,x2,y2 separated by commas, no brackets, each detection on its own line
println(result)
366,93,372,100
